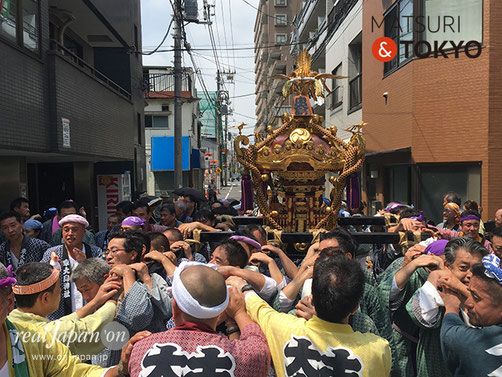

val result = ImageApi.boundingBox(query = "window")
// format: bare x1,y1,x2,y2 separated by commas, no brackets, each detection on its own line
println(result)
0,0,17,43
275,14,287,26
422,0,482,44
145,115,153,128
330,64,343,110
22,0,39,51
161,104,170,112
152,115,169,128
275,33,287,45
348,38,362,110
274,0,287,6
0,0,39,52
384,0,413,74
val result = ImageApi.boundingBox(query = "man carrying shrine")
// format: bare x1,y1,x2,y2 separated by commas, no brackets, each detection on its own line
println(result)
128,261,271,377
41,214,102,320
0,261,148,377
230,254,391,377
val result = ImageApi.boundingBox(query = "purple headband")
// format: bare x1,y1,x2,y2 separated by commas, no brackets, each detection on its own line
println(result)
385,203,401,213
460,215,480,223
410,211,426,222
0,265,17,289
122,216,146,227
425,240,448,256
230,236,262,251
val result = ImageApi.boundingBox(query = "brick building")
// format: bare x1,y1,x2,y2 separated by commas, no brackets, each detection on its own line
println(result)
0,0,146,228
361,0,497,222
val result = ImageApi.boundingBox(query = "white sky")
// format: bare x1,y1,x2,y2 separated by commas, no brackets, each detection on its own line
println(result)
141,0,260,138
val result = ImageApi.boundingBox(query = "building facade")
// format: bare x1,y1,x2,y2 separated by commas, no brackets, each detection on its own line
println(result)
361,0,494,222
143,66,203,196
254,0,302,134
291,0,362,139
0,0,146,228
199,91,219,186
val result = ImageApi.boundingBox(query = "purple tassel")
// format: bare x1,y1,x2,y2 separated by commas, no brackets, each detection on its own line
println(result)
240,174,254,211
346,173,361,209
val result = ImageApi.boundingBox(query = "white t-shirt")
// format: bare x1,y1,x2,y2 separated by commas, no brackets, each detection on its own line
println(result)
0,360,8,377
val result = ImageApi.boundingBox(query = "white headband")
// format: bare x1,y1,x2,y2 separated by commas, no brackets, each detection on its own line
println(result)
172,261,229,319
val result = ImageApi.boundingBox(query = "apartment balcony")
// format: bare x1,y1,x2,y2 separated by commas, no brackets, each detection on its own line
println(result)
47,40,136,159
271,77,284,96
326,0,359,39
273,106,292,118
295,0,326,42
271,58,287,75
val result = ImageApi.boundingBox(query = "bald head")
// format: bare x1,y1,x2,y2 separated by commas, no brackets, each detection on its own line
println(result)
496,209,502,227
180,265,227,308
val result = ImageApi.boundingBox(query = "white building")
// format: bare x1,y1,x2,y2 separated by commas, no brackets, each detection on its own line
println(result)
324,0,362,142
291,0,362,141
143,66,203,195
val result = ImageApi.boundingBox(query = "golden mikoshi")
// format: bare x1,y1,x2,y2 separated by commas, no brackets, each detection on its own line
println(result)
235,50,366,232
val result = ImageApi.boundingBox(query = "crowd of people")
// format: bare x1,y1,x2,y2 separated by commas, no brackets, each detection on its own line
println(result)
0,191,501,377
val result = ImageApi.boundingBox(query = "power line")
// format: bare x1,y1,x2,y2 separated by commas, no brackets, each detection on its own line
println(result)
240,0,278,21
231,90,267,99
218,0,231,71
192,51,255,73
138,39,310,53
227,0,236,100
140,17,174,55
233,111,256,120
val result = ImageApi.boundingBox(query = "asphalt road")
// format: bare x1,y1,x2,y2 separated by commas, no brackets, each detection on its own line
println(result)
217,180,241,202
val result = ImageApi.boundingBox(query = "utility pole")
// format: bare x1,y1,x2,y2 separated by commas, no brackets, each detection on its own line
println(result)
224,110,228,184
216,70,223,188
173,0,183,189
215,70,234,187
264,89,269,132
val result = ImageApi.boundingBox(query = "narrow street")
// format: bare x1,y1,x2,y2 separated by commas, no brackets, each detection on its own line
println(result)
217,180,242,203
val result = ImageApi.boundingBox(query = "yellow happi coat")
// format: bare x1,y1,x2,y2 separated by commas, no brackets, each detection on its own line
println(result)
3,320,107,377
8,302,115,358
245,292,392,377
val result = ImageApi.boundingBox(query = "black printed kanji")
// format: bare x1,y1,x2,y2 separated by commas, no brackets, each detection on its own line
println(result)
293,96,309,116
142,344,188,377
284,337,321,377
185,347,234,377
321,348,363,376
141,343,235,377
283,336,363,377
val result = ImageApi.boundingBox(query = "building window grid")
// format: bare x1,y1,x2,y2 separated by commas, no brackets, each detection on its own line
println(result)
275,33,287,45
329,64,343,110
348,73,362,110
0,0,40,53
274,14,287,26
384,0,413,74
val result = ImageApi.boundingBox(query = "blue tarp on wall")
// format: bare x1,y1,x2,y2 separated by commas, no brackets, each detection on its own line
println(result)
191,149,201,169
151,136,190,171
